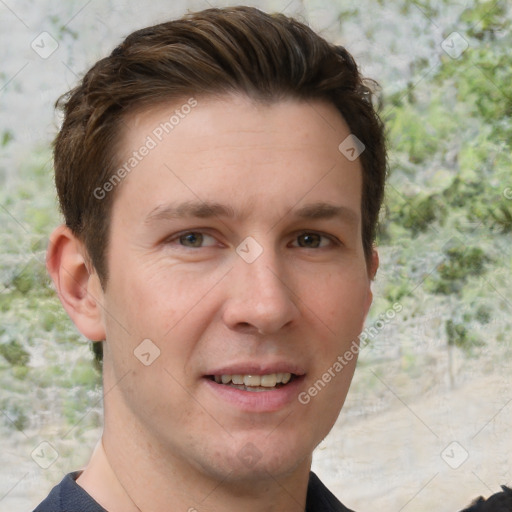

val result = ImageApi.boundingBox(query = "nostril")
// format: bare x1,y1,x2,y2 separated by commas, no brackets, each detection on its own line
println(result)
234,322,258,334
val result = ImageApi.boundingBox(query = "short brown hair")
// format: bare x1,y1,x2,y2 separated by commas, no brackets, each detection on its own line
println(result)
54,5,386,286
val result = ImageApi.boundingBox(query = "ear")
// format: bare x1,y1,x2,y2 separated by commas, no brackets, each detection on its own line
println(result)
364,249,379,316
46,225,106,341
369,248,379,281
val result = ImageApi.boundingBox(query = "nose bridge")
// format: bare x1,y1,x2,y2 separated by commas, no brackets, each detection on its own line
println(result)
224,240,299,333
237,243,288,301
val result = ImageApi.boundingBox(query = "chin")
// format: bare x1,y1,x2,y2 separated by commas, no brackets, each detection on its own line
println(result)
199,431,314,484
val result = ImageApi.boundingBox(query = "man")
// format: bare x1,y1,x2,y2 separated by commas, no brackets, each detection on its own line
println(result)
34,6,385,511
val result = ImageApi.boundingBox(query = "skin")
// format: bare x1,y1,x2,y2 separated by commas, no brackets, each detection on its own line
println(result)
47,94,378,512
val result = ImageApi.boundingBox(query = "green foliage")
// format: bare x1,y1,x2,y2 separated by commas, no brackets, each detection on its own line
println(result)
487,203,512,233
1,400,30,431
372,1,512,361
0,145,102,436
378,1,511,360
386,102,439,164
429,245,490,295
9,260,49,295
396,193,447,235
439,2,512,143
0,339,30,366
441,176,484,209
1,130,14,147
445,319,482,351
475,304,491,324
384,281,410,305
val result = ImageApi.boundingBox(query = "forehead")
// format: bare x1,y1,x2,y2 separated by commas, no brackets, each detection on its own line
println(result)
112,94,362,224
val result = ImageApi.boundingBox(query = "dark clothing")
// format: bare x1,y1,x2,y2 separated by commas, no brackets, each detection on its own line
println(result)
459,485,512,512
33,470,354,512
33,471,107,512
306,472,355,512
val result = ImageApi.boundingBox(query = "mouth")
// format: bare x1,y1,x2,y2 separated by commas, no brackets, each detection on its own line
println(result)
207,372,298,392
204,366,305,411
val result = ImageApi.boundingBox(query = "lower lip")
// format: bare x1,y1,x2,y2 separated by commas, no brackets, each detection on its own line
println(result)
203,376,305,412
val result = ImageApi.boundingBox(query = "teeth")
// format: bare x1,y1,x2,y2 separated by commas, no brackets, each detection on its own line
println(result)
232,375,244,385
260,374,277,387
213,372,292,388
244,375,261,387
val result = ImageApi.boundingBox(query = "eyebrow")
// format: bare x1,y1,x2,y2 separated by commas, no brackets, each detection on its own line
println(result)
144,201,235,224
293,202,359,225
144,200,359,226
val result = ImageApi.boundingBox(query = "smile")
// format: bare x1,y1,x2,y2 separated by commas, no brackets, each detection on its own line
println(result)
209,373,294,391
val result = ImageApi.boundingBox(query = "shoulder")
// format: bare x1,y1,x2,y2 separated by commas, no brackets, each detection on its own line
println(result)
306,472,356,512
459,485,512,512
32,471,107,512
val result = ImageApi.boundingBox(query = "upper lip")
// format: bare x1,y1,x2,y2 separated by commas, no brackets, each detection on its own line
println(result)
206,362,306,376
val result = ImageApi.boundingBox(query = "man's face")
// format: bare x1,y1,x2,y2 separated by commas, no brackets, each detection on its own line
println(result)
98,94,375,482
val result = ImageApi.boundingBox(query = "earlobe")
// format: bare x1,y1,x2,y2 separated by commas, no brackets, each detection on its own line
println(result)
370,249,379,281
46,225,106,341
363,249,379,317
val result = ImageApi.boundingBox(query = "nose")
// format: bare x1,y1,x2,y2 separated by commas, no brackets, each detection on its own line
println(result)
221,248,300,336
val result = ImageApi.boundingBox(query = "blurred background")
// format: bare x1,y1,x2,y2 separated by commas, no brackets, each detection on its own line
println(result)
0,0,510,510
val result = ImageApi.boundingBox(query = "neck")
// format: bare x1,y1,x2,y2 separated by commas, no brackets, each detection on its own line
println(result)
76,439,141,512
77,428,311,512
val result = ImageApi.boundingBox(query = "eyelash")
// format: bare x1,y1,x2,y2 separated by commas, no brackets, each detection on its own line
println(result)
165,230,340,249
289,232,339,249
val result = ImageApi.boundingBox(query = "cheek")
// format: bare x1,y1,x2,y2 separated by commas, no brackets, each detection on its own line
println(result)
102,261,229,382
300,267,370,336
106,260,215,337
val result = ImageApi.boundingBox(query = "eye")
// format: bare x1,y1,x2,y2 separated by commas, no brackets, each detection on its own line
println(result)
175,232,217,248
292,232,333,249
